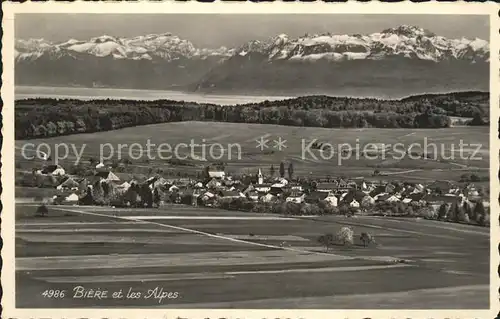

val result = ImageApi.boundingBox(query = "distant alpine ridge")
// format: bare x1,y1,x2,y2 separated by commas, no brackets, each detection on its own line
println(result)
15,25,490,96
15,33,233,90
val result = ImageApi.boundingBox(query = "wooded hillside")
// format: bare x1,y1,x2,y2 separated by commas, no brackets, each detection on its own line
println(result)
15,91,489,140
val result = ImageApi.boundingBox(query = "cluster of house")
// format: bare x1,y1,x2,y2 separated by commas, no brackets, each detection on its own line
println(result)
28,163,489,211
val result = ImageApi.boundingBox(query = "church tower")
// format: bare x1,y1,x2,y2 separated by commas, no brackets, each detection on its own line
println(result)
257,168,263,185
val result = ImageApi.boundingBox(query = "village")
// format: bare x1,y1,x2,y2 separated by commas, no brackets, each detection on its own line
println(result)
18,159,491,227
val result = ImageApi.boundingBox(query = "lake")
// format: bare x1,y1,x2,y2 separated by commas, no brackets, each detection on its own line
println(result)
15,86,293,105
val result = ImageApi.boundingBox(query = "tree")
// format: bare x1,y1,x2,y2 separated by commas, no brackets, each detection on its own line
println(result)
153,188,161,208
102,182,110,198
279,162,285,178
35,204,48,217
336,227,354,246
437,203,448,220
462,212,470,223
461,201,472,220
456,208,467,223
79,186,94,205
339,205,349,216
474,201,487,225
202,166,210,180
318,200,337,215
269,165,275,178
420,205,436,219
469,111,488,126
360,232,376,247
449,201,463,223
92,181,106,205
139,184,153,208
126,185,139,207
391,203,401,216
406,205,414,216
317,233,335,252
287,162,294,180
465,201,476,221
477,186,486,197
284,202,301,215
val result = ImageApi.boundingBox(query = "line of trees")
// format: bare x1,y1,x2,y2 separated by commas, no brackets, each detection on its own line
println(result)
15,92,488,139
436,200,489,226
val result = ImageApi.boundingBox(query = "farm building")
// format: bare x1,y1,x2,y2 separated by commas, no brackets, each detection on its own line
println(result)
95,162,106,169
201,191,215,201
409,192,426,203
315,182,337,193
153,177,168,189
286,193,305,204
272,181,287,188
342,190,372,207
278,178,289,185
65,193,79,203
349,199,360,208
254,183,272,193
208,168,225,179
53,192,79,205
324,194,338,207
370,186,387,198
220,190,245,200
94,171,120,183
56,176,79,191
206,178,222,189
305,191,330,204
426,195,461,210
356,180,371,192
375,194,400,203
40,164,66,176
168,185,179,192
242,184,255,195
269,186,284,196
428,180,455,194
289,184,304,192
247,191,260,201
117,181,131,191
385,195,400,203
402,198,413,204
261,193,275,203
35,174,60,188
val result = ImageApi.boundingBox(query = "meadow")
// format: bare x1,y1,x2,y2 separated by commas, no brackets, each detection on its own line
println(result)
15,121,489,183
15,203,489,308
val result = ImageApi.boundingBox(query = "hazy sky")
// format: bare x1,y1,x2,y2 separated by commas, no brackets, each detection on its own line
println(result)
16,14,489,48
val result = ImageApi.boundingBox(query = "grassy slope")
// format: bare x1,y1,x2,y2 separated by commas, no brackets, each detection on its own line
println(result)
15,121,489,183
15,204,489,308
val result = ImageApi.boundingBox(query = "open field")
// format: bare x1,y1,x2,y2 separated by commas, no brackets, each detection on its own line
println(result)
15,122,489,183
15,203,489,308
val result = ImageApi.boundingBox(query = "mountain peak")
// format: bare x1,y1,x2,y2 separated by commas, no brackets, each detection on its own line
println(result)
381,25,435,38
90,35,118,43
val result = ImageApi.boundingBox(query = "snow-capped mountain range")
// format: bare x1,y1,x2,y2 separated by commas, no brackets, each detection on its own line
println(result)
236,25,489,63
15,33,234,62
16,25,489,63
15,25,490,96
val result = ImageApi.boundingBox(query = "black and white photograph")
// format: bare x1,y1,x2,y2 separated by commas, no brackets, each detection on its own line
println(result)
2,3,497,315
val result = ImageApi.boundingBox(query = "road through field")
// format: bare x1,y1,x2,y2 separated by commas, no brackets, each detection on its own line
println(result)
15,204,489,308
